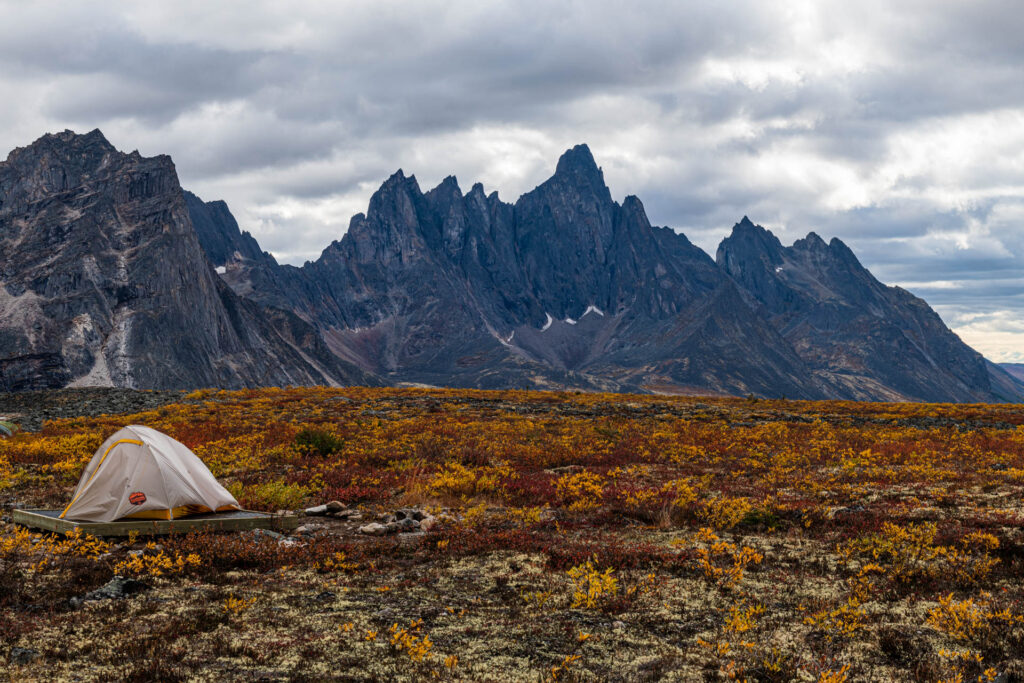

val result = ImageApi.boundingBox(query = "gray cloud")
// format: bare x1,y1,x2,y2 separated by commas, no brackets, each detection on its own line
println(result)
0,0,1020,361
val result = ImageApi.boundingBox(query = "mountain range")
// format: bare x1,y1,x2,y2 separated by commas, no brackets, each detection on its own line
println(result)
1,130,1020,402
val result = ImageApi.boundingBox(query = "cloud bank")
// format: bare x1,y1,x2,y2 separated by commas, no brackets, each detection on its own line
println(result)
0,0,1020,361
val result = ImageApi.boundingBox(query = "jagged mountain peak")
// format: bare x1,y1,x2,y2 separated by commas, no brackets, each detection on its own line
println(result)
185,190,268,267
793,231,827,251
555,143,598,174
426,174,463,201
33,128,113,151
717,217,784,266
785,232,867,275
827,236,862,264
718,222,877,292
720,220,867,276
366,169,423,218
379,168,415,189
725,216,774,239
520,143,614,210
551,143,606,189
2,128,120,175
621,194,644,211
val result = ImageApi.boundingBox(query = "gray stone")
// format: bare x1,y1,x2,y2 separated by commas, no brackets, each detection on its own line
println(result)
396,518,420,532
325,501,346,512
9,647,39,666
304,504,329,517
359,523,388,536
371,608,396,625
70,576,148,607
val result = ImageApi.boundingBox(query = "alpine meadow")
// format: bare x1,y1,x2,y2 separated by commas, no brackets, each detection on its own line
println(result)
1,2,1023,681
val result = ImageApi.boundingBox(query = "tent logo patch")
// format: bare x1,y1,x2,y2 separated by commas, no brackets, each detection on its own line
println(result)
128,492,147,505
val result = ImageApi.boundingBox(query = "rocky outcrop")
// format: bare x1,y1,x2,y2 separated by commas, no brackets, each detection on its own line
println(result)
0,130,374,390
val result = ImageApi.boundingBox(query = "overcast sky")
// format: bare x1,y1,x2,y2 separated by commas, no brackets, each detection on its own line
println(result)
1,1,1021,362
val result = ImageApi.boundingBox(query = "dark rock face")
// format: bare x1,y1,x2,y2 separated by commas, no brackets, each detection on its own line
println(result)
2,130,1016,401
207,145,836,397
717,218,1022,401
0,130,373,391
208,143,1019,401
208,144,1007,400
185,191,265,266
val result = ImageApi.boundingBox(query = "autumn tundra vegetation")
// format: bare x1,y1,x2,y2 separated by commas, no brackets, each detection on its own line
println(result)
1,387,1023,681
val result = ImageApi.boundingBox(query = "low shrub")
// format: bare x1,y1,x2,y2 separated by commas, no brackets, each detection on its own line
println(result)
294,428,344,457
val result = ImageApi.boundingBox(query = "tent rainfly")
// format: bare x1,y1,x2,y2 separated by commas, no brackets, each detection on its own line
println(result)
60,425,240,523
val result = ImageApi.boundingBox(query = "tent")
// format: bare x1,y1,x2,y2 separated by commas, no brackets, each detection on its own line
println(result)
60,425,240,523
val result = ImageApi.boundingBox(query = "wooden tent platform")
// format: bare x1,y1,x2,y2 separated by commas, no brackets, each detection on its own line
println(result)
12,509,299,537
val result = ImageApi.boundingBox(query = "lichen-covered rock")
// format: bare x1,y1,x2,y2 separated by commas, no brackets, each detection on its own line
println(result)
395,518,420,532
69,575,148,608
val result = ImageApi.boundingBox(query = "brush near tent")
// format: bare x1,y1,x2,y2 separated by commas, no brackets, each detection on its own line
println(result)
59,425,241,523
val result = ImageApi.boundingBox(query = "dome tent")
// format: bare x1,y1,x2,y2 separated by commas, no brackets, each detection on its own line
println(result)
60,425,240,523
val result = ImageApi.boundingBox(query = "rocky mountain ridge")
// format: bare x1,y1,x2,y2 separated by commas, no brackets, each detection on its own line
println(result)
0,130,373,391
0,129,1018,401
196,143,1022,402
716,218,1017,402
